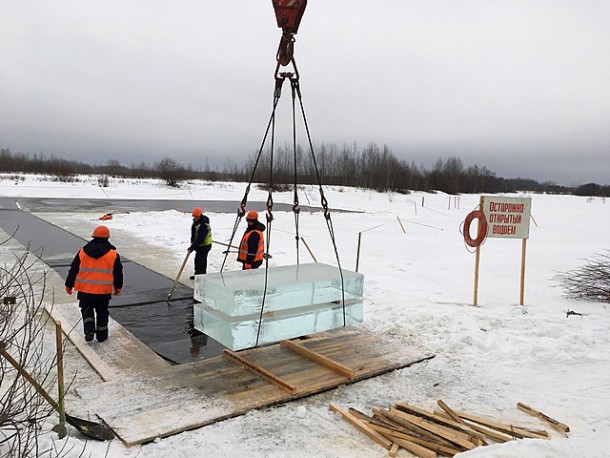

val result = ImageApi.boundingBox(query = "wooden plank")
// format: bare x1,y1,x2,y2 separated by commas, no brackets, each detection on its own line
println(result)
437,400,466,425
517,402,570,434
435,401,487,445
223,349,297,394
375,408,458,449
388,443,399,457
450,409,550,440
368,423,460,457
389,408,477,450
281,339,355,378
372,412,413,433
395,402,484,447
329,403,393,450
44,304,170,381
74,327,433,446
388,436,438,458
434,411,513,443
396,401,483,445
347,405,458,456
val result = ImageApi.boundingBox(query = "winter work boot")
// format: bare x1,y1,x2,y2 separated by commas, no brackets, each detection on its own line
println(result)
85,332,94,342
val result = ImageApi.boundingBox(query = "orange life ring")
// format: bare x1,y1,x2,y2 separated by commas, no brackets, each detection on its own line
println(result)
463,210,488,247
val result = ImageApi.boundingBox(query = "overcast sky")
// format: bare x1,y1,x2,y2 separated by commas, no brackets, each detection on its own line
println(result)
2,1,609,185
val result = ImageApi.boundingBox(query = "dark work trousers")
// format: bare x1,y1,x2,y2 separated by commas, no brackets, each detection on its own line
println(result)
194,245,212,275
79,297,110,342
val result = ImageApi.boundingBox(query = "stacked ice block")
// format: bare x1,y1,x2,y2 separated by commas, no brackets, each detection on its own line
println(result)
193,263,364,350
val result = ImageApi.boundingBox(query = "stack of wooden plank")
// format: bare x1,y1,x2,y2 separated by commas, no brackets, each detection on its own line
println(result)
329,401,569,457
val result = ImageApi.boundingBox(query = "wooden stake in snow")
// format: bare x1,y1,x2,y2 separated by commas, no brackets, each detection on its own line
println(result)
52,320,67,438
396,216,406,234
300,236,317,262
355,232,362,272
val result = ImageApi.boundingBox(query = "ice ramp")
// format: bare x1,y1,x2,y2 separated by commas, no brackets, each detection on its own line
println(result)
74,326,434,446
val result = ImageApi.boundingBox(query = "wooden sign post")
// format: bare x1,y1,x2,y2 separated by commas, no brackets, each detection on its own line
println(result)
473,195,532,306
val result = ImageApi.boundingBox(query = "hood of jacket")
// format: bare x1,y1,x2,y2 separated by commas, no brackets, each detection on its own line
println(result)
83,238,116,259
246,221,266,233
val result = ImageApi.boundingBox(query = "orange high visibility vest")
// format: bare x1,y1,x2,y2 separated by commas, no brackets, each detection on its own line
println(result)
238,230,264,265
75,249,117,294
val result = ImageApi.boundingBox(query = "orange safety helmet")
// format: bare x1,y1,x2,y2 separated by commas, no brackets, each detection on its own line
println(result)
192,207,203,217
246,210,258,220
92,225,110,238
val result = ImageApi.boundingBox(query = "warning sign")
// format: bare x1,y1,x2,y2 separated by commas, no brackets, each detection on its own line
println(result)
482,196,532,239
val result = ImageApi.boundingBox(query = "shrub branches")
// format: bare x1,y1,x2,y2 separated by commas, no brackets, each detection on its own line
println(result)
555,251,610,303
0,236,56,457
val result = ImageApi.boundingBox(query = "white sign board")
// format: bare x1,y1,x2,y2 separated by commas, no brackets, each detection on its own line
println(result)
482,196,532,239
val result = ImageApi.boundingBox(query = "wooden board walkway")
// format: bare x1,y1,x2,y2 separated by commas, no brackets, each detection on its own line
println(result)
74,326,434,446
45,303,170,381
3,224,434,447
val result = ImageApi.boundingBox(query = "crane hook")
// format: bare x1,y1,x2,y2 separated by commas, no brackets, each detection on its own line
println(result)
272,0,307,67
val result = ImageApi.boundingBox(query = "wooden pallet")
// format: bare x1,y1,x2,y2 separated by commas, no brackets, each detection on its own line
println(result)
74,326,434,446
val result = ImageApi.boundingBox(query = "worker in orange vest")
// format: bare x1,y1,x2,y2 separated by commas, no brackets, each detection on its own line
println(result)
237,210,265,270
65,225,123,342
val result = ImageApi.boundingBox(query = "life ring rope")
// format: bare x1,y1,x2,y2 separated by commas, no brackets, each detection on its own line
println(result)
462,209,488,248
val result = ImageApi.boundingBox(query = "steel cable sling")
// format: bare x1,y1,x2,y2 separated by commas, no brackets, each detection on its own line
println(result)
216,71,291,348
254,71,348,339
219,78,284,274
254,77,279,347
225,0,347,348
292,77,347,326
254,73,305,347
291,78,301,266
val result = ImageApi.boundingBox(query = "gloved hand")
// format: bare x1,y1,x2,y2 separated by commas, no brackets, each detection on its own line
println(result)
113,288,122,296
244,263,251,270
65,286,73,295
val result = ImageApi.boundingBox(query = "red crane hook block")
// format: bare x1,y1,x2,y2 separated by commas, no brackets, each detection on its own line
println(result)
272,0,307,35
272,0,307,66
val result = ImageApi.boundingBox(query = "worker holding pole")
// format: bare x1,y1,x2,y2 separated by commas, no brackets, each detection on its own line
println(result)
189,207,213,279
237,210,265,270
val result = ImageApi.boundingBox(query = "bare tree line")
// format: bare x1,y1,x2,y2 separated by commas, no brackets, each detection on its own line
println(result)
2,145,609,196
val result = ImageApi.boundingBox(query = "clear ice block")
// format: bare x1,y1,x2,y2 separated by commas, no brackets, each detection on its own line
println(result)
193,263,364,350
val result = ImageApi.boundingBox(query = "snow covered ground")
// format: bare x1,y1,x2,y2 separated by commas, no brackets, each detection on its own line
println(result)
1,174,609,457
